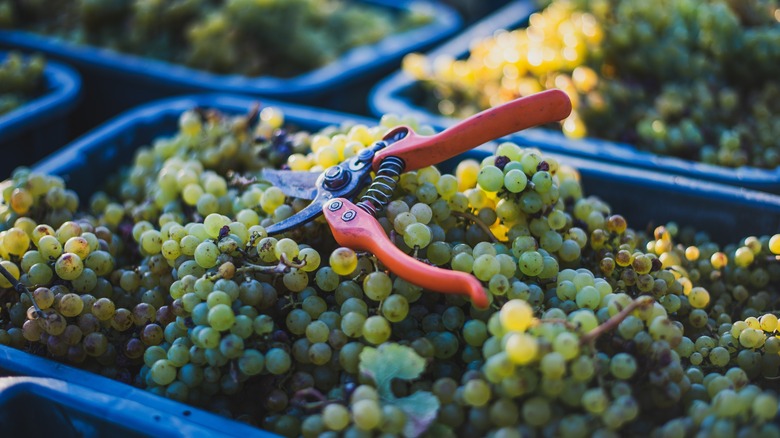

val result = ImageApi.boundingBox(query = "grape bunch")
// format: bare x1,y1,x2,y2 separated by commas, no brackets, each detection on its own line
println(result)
403,0,780,168
1,0,433,77
1,105,780,437
0,51,46,115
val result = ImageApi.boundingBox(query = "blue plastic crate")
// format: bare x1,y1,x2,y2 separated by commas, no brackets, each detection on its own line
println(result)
5,92,778,436
0,51,81,178
423,0,511,23
368,0,780,193
0,373,271,437
0,0,461,136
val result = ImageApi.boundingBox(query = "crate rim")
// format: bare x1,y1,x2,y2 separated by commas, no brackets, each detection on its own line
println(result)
0,0,461,99
0,350,275,437
0,51,81,140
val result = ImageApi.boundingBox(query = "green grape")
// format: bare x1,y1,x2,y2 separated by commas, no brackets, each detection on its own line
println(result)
575,285,601,310
58,293,84,317
518,251,544,277
219,333,244,359
553,332,580,360
569,310,598,334
689,287,710,309
362,271,392,302
463,320,488,347
322,403,350,432
238,349,264,376
381,294,409,323
302,295,327,319
139,230,163,255
504,169,528,193
54,253,84,281
522,396,551,427
531,171,552,193
463,379,491,407
505,332,538,365
150,359,177,386
609,353,637,379
341,312,366,338
83,332,108,357
540,352,566,379
582,388,609,414
298,247,321,272
315,267,340,291
305,320,330,344
208,304,235,332
403,222,432,248
274,237,300,261
282,266,316,293
451,252,474,273
308,342,332,366
477,165,504,192
362,315,391,345
472,254,499,282
91,298,116,321
752,394,779,421
351,398,381,431
194,241,219,269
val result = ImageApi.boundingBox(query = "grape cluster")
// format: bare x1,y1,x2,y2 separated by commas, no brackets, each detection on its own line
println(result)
1,105,780,437
403,0,780,168
0,51,46,115
2,0,432,77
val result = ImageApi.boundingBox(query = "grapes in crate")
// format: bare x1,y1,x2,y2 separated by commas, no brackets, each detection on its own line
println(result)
0,105,779,437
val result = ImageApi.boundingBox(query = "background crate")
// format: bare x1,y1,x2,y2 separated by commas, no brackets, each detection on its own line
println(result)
424,0,511,23
9,92,780,436
0,51,80,178
0,0,460,139
368,0,780,194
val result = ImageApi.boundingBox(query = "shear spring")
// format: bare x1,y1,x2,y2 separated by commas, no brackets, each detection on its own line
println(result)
356,156,404,216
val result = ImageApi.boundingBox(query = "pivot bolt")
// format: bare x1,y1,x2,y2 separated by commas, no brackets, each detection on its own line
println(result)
323,166,350,190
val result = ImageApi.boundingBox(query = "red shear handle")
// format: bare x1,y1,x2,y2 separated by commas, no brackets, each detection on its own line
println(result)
322,198,489,308
374,88,572,172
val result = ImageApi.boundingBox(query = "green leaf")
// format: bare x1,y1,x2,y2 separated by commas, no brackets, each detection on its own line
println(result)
398,391,440,438
359,343,426,395
359,343,440,438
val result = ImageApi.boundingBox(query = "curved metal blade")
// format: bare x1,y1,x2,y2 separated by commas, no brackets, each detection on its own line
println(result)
257,168,320,200
264,154,377,235
265,190,335,236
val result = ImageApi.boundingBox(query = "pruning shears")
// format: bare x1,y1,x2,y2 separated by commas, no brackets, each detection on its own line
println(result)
259,89,572,308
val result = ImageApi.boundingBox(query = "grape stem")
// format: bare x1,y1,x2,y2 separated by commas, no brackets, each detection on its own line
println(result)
537,318,579,331
236,253,307,275
451,211,506,243
226,171,258,189
291,387,328,411
579,295,655,346
0,263,43,318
